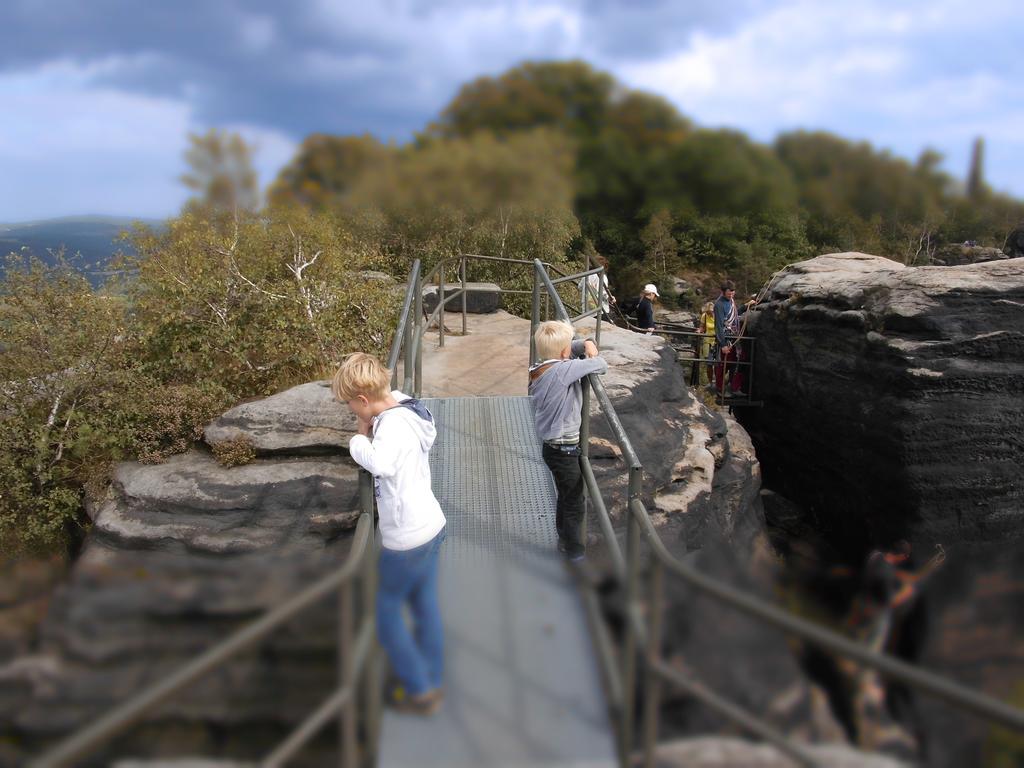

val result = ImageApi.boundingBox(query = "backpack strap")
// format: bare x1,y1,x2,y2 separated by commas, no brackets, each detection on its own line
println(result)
529,362,556,383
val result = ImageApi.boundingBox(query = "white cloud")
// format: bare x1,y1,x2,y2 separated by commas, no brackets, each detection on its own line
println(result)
0,63,297,220
612,0,1024,194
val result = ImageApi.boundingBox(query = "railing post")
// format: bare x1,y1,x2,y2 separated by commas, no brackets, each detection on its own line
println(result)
580,378,591,545
339,579,356,768
403,299,414,394
620,464,643,766
583,249,591,319
414,265,423,398
747,336,755,399
461,255,468,337
641,560,665,768
438,262,446,348
530,263,540,371
359,472,380,767
596,271,604,348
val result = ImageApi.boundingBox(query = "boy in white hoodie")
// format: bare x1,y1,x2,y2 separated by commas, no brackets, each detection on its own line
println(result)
333,353,447,715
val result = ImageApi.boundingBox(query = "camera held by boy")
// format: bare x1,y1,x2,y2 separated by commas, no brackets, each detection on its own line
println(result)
528,321,608,562
333,352,447,716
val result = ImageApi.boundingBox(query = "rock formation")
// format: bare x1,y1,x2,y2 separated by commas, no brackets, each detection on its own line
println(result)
738,252,1024,766
740,252,1024,550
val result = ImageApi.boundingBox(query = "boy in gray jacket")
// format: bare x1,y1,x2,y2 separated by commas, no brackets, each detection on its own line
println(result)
528,321,608,560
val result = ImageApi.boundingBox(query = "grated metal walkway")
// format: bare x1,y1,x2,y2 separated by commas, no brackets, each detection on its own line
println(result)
377,396,617,768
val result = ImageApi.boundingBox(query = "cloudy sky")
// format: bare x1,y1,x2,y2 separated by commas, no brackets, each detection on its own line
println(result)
2,0,1021,221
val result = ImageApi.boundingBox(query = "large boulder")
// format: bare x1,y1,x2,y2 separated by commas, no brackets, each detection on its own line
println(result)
1005,227,1024,259
204,381,356,455
422,282,502,315
653,736,905,767
739,252,1024,551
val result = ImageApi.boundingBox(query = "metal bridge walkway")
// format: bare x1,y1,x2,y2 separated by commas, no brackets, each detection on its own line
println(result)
378,395,617,768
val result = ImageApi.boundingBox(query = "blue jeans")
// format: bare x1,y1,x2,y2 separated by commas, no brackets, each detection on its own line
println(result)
377,528,445,696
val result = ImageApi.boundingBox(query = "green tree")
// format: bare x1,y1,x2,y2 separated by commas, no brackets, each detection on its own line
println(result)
268,133,396,210
126,205,399,396
431,60,616,141
181,129,260,214
340,129,580,279
639,208,679,285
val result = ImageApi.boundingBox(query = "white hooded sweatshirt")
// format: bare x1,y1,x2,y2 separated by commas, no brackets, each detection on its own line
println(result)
348,391,446,551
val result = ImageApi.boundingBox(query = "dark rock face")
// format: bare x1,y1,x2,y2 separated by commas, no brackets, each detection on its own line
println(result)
1005,227,1024,259
913,540,1024,767
739,252,1024,552
737,252,1024,764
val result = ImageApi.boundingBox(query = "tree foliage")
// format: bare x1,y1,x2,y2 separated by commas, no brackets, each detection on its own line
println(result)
1,204,402,554
0,255,226,553
268,134,396,211
342,129,579,269
126,205,398,395
181,129,260,214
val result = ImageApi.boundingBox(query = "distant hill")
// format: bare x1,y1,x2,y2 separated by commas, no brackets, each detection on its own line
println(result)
0,215,163,286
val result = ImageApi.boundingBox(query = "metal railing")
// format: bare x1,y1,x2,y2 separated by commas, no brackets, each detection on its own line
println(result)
529,258,1024,768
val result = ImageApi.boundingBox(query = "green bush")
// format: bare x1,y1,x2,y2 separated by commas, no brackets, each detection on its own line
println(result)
1,205,404,554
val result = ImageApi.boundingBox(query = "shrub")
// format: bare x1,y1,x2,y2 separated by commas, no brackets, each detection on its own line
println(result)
211,437,257,468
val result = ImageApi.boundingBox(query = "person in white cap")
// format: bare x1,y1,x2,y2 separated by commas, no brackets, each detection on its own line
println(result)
637,283,659,334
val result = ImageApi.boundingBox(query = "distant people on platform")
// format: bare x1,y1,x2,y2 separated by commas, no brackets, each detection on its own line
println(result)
333,353,447,716
529,321,608,562
636,284,658,334
691,301,716,386
580,255,616,322
713,280,754,397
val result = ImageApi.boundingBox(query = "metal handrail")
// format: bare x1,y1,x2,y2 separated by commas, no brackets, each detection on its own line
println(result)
529,258,1024,768
29,503,380,768
387,258,423,394
418,253,592,349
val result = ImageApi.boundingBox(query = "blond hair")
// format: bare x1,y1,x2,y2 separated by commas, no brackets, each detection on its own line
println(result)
702,301,714,314
535,320,574,360
332,352,391,402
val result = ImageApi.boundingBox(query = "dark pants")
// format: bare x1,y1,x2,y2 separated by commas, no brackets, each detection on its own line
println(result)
714,341,746,393
542,443,586,557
